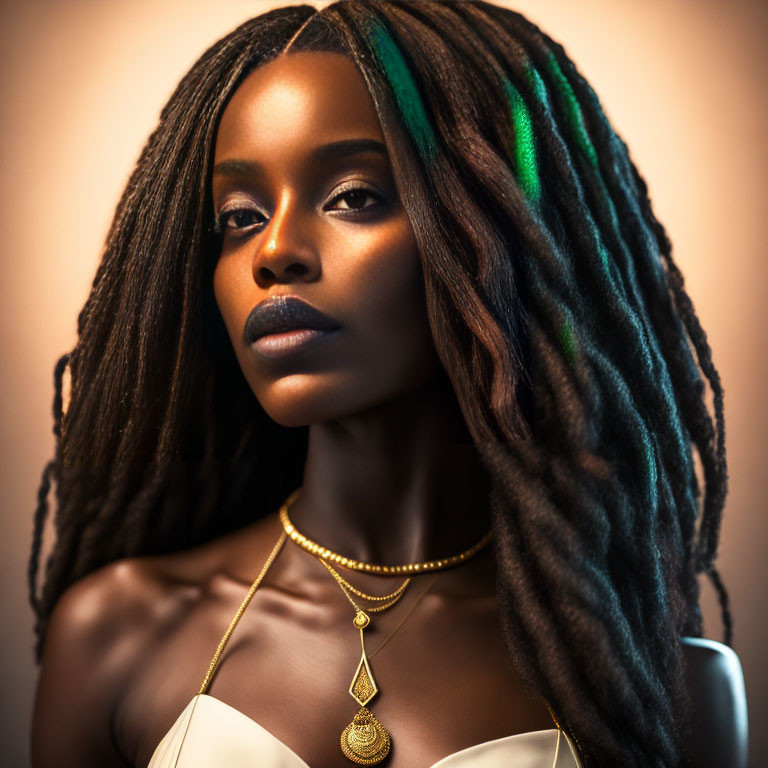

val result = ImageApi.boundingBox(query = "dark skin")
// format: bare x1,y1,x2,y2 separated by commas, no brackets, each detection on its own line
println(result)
31,52,738,768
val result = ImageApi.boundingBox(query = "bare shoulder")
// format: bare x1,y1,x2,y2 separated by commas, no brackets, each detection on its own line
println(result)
37,511,283,668
31,515,281,768
31,554,187,768
41,552,189,664
679,636,748,768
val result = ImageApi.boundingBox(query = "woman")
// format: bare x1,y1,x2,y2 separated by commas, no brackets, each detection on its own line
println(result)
28,1,744,766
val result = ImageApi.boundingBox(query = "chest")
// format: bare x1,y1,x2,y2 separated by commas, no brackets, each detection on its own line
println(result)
124,590,555,768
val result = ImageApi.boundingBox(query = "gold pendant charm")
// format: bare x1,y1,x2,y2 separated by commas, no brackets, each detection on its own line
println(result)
349,648,377,705
340,625,391,764
340,706,391,765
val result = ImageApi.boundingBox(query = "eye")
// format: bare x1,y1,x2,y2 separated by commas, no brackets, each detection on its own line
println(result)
326,183,385,213
214,208,265,235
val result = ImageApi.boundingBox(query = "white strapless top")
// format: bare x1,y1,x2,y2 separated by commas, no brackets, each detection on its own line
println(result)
147,693,583,767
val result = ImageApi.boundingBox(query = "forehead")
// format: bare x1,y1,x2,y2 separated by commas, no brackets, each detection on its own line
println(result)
214,51,384,161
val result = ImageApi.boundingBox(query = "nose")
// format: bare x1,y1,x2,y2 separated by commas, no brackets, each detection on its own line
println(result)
251,191,321,287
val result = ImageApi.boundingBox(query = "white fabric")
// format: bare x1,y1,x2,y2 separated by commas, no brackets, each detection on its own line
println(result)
147,693,583,767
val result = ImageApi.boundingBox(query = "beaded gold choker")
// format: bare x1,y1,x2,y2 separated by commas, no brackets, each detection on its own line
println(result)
278,487,492,575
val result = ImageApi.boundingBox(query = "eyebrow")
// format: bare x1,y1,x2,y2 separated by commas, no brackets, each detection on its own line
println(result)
213,138,389,177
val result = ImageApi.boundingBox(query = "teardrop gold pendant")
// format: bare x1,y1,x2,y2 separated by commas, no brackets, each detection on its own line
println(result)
340,616,391,764
340,706,391,765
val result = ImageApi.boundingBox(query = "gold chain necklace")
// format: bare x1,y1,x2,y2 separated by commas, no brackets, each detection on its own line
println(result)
281,487,493,765
324,562,413,606
319,558,410,613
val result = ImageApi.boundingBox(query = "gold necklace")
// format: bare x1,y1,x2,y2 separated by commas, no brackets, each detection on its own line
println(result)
318,558,410,612
279,487,493,574
320,557,413,605
281,487,493,765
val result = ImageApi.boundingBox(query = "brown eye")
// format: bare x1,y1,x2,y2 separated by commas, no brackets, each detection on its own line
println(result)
333,189,375,210
227,210,259,228
327,184,385,213
217,209,264,233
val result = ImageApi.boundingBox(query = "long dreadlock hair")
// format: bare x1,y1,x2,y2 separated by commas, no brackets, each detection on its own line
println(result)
29,2,731,765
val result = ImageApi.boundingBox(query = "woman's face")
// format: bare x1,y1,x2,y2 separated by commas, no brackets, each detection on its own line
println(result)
212,51,440,427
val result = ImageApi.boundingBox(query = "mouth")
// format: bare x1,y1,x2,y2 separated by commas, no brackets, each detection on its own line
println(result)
243,295,342,359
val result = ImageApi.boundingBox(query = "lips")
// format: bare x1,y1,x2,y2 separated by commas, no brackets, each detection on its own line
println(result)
242,295,342,345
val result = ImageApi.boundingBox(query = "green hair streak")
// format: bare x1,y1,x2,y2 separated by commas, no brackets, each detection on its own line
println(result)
364,18,437,163
502,77,541,204
545,51,599,170
557,315,577,367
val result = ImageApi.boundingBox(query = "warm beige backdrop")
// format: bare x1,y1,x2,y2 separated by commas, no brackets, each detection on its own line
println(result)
2,1,765,766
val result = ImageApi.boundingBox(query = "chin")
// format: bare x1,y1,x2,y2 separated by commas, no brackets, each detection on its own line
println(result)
255,374,432,428
252,375,364,427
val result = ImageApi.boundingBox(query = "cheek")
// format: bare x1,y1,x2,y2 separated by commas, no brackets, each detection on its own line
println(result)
347,214,419,292
213,258,249,356
341,218,435,368
376,221,428,325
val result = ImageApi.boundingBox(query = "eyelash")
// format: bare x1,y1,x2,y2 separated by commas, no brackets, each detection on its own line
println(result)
212,184,386,236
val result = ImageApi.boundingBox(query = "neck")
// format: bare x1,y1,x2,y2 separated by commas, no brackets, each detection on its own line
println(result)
285,372,495,590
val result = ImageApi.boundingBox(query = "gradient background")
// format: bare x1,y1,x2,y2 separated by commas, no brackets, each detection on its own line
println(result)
2,1,765,766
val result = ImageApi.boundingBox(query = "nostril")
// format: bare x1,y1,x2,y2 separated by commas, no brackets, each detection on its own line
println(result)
257,261,310,281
